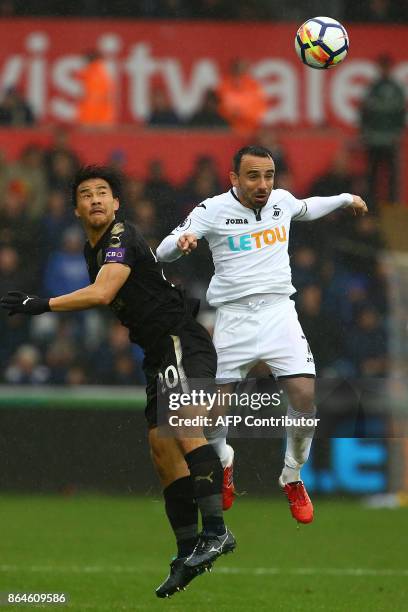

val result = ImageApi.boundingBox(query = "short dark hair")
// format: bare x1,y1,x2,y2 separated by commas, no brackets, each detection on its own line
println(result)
232,145,273,174
71,165,123,206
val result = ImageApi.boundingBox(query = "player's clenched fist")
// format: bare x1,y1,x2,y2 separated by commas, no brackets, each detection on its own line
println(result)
0,291,50,316
177,233,198,255
350,195,368,216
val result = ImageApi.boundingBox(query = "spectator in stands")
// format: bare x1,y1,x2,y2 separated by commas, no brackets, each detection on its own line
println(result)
123,176,146,220
320,260,353,316
235,0,270,20
272,1,349,19
147,87,181,127
45,337,78,385
179,155,222,216
130,198,161,249
0,246,32,370
341,276,371,325
191,0,234,18
364,0,406,22
182,155,222,196
310,150,355,197
359,54,406,205
0,150,9,200
43,226,88,297
0,312,29,372
369,259,388,316
291,246,320,290
254,130,293,190
0,244,33,296
155,0,192,18
41,190,73,253
145,159,175,204
297,284,343,373
144,159,178,234
3,0,408,20
47,150,78,194
0,0,15,16
0,87,35,126
0,183,40,275
3,344,49,385
295,150,357,253
76,50,116,127
344,0,406,21
90,321,145,385
107,149,127,175
45,127,80,181
344,216,384,277
217,58,267,135
346,306,387,377
255,130,288,174
65,365,88,386
5,144,48,218
187,90,228,128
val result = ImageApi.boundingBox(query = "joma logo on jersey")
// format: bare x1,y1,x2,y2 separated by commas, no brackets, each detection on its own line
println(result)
227,226,287,251
226,218,249,225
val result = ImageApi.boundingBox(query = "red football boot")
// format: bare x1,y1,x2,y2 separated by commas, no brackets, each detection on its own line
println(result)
222,446,235,511
280,480,314,524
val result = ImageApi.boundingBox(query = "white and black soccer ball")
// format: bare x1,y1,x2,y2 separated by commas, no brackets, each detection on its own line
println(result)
295,16,349,69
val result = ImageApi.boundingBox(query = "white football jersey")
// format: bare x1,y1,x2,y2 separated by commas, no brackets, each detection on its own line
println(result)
169,188,308,307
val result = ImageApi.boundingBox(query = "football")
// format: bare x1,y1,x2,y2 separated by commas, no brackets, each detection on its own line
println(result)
295,16,349,69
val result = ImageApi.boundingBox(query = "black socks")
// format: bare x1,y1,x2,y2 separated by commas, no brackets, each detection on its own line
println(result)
163,476,198,558
185,444,225,536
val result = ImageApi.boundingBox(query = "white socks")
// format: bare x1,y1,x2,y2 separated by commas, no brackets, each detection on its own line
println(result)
205,425,232,468
280,404,316,484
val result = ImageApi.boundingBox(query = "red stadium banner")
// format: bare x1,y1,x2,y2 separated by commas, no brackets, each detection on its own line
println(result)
0,19,407,127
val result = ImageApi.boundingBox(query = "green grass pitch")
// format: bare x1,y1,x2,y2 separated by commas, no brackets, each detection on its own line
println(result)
1,495,407,611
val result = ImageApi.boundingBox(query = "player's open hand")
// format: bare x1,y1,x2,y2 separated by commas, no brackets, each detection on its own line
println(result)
177,233,198,255
350,195,368,216
0,291,50,316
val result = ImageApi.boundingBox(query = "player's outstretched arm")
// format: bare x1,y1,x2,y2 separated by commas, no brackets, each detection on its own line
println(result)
156,232,198,261
157,198,212,262
348,195,368,216
0,263,131,315
177,233,198,255
0,291,50,316
297,193,368,221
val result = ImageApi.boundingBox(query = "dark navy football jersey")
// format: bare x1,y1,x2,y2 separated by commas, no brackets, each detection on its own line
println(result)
84,219,186,350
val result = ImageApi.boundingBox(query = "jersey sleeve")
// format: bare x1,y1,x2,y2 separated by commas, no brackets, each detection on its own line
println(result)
102,221,141,268
283,191,309,220
173,201,214,240
156,200,214,262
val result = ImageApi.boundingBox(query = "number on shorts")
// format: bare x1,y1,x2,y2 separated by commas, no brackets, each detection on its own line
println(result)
158,365,179,393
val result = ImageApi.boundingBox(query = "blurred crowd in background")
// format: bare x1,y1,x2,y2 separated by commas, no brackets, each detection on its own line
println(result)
0,0,407,21
0,5,403,387
0,126,389,386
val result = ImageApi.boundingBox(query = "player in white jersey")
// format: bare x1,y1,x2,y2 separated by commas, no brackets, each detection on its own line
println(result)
157,145,368,524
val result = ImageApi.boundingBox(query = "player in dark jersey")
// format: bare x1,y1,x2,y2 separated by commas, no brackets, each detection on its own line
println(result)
0,165,236,598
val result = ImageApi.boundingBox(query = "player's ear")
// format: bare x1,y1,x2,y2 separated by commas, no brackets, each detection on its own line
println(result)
74,207,80,218
114,198,119,211
230,171,238,187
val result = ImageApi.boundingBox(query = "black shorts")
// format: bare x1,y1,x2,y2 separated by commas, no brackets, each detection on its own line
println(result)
144,315,217,428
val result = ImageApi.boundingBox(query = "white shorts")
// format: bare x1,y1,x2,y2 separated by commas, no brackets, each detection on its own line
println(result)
213,294,316,381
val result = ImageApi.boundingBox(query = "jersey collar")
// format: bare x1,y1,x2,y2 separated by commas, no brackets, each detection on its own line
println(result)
229,187,279,212
87,219,117,250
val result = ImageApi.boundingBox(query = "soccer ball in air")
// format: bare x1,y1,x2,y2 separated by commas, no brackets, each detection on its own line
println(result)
295,16,349,69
